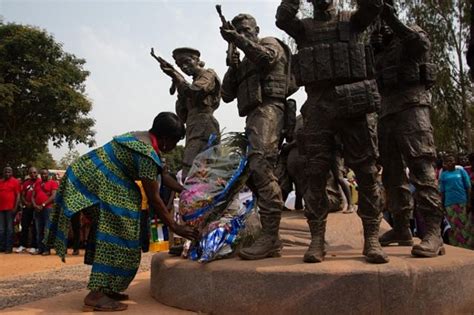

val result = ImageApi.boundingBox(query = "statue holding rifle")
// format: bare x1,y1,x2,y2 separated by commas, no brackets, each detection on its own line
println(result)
219,7,296,260
151,47,221,179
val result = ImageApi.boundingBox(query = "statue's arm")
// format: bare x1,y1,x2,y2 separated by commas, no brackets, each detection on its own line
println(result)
275,0,304,40
175,96,188,123
177,70,216,97
234,37,284,69
350,0,383,33
382,5,430,57
221,67,238,103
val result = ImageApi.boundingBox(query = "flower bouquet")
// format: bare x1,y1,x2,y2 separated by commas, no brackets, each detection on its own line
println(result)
178,133,259,262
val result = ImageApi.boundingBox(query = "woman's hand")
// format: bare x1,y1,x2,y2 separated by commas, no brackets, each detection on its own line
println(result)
173,224,199,241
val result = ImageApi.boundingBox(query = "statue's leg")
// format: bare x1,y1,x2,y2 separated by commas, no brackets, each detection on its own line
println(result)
182,138,206,179
379,115,414,246
395,107,444,257
342,114,389,264
239,103,285,260
301,105,333,263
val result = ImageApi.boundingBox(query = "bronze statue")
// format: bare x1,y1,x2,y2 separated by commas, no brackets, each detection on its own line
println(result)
220,12,295,260
276,0,389,264
277,114,346,213
151,47,221,178
371,3,444,257
276,108,304,211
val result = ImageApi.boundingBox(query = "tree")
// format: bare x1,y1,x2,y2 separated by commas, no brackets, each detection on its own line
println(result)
58,149,81,169
30,150,57,170
0,23,95,169
400,0,472,152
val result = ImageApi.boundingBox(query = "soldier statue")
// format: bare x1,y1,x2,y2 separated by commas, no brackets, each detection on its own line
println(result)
154,47,221,179
371,2,444,257
276,0,389,264
220,13,295,260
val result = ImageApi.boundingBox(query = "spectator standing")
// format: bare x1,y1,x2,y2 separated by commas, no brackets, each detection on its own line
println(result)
0,167,21,253
15,167,41,253
439,154,472,249
32,168,58,255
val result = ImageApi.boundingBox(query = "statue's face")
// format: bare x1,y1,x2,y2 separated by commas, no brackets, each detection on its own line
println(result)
175,55,199,76
234,19,259,43
310,0,333,11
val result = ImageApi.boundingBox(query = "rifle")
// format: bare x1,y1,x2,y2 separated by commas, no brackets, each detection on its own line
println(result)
150,47,177,95
215,5,238,68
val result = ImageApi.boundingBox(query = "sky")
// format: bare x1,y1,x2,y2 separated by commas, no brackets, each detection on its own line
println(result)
2,0,307,162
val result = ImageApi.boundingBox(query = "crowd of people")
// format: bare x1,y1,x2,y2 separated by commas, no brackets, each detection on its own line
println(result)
0,164,181,259
1,150,472,257
0,166,61,255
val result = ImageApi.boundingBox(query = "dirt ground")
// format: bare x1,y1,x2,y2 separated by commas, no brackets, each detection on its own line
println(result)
0,249,85,278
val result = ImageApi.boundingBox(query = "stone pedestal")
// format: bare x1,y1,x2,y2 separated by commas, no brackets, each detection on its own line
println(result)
150,211,474,314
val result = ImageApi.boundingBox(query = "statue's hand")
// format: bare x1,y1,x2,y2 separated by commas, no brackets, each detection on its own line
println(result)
160,64,176,77
220,26,239,43
230,49,240,68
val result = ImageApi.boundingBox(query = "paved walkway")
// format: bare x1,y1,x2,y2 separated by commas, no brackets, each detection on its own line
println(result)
2,271,192,314
0,251,193,314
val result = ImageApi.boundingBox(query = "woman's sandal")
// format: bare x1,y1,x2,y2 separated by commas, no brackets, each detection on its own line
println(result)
106,292,129,301
83,295,128,312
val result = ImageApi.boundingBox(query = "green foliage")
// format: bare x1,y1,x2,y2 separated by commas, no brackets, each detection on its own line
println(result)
58,149,81,169
161,145,184,174
29,149,57,170
0,23,95,169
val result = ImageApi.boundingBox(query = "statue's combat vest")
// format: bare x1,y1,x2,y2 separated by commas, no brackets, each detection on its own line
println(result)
292,12,375,86
293,12,380,118
376,25,436,91
235,37,295,117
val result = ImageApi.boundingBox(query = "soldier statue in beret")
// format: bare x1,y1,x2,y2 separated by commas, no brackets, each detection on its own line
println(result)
154,47,221,179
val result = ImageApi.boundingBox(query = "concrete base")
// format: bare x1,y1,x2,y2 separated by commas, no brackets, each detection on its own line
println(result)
151,211,474,314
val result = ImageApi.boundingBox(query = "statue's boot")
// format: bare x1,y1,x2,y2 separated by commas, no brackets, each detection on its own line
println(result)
411,216,445,257
303,219,327,263
239,214,282,260
379,213,413,246
362,218,390,264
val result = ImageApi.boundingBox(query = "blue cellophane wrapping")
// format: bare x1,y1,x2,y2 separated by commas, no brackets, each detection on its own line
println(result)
188,195,259,263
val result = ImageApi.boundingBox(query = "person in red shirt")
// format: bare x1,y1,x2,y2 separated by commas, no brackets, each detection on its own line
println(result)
0,166,21,253
14,167,41,253
32,168,58,255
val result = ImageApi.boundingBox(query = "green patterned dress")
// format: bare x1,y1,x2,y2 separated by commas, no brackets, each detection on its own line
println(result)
46,133,162,294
